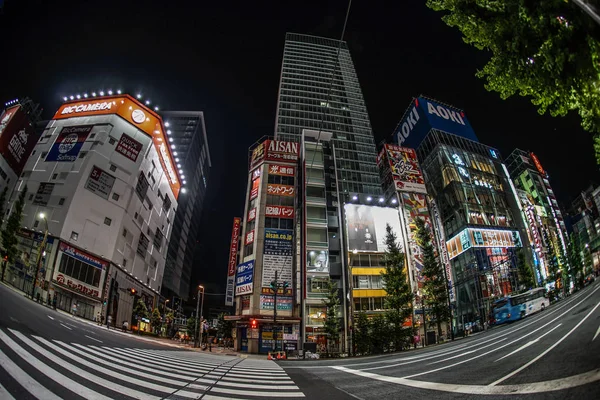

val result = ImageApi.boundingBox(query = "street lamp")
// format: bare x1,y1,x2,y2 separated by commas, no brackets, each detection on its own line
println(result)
194,285,205,348
31,213,49,301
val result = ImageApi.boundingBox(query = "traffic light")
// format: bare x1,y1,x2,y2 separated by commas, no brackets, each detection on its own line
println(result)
250,319,257,329
282,281,289,290
270,280,277,292
128,288,137,296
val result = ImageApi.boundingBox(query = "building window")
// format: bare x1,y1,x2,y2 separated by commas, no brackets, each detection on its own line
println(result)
162,195,172,212
33,220,39,228
28,194,34,201
122,228,128,238
58,197,66,206
89,133,96,139
137,234,149,256
52,173,57,180
123,259,127,267
243,243,253,257
108,137,116,145
112,193,120,201
146,278,150,285
70,231,79,241
79,151,87,159
153,228,163,251
104,217,112,226
109,164,117,172
58,254,101,287
41,151,48,158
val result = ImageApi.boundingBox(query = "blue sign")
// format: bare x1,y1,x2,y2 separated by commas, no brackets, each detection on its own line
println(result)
46,125,93,162
395,97,478,149
235,260,255,296
264,229,293,257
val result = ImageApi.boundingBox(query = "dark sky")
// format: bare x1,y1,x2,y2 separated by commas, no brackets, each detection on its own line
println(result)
1,0,597,303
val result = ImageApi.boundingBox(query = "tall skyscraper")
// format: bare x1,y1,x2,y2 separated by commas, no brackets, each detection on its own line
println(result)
274,33,381,199
161,111,211,302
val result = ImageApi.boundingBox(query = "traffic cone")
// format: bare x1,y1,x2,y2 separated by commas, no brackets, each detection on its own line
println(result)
282,352,287,360
276,352,281,360
267,352,272,360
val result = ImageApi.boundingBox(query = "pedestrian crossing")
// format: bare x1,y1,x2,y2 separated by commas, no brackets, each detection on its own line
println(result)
0,327,305,399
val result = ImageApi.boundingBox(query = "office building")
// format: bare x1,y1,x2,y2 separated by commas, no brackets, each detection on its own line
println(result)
160,111,211,303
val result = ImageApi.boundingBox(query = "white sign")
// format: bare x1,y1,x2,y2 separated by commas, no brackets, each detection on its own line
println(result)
344,204,403,253
159,143,178,184
131,109,146,124
283,333,298,341
61,102,113,115
85,166,116,200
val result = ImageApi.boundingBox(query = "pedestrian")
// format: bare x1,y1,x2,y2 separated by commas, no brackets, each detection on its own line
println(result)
52,295,57,310
122,320,129,332
96,312,101,325
107,314,112,329
71,302,77,316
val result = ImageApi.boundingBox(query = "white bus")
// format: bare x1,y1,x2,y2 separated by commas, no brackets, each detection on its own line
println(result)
511,287,547,317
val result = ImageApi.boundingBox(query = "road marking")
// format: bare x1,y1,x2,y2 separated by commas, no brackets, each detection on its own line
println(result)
84,335,103,343
490,301,600,386
0,382,15,400
9,317,19,323
593,323,600,341
426,338,507,366
0,330,110,400
60,323,72,330
495,323,562,362
47,315,54,320
332,366,600,395
210,386,305,397
65,323,77,328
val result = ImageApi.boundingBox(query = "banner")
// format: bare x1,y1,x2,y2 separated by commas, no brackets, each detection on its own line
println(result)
260,295,293,311
265,205,294,219
402,192,432,287
33,182,55,206
235,260,255,296
382,144,426,194
59,242,108,270
0,105,39,175
250,140,299,168
245,230,255,246
446,228,522,260
46,125,93,162
225,217,241,306
344,204,403,253
261,229,293,299
429,199,455,302
250,178,260,200
84,166,116,200
115,133,143,162
267,184,295,197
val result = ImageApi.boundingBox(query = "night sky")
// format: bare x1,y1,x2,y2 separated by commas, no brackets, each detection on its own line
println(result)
1,0,597,304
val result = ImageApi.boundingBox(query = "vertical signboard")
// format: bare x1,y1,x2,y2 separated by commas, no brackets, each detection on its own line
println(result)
0,105,39,175
225,217,241,306
235,260,255,296
429,199,455,302
383,144,427,194
261,229,293,295
401,193,432,288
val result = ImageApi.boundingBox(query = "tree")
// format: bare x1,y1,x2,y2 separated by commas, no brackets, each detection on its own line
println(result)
322,279,341,356
568,232,584,288
583,249,594,276
426,1,600,163
381,223,413,351
132,298,148,332
1,186,27,281
186,316,197,341
353,311,371,356
0,187,8,222
150,307,162,334
163,311,175,337
217,313,234,342
370,314,390,354
415,218,450,343
516,248,535,291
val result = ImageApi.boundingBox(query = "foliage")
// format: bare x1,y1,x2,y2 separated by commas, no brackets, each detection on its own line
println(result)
150,308,162,333
0,187,8,224
381,223,413,351
187,316,197,339
568,232,584,288
322,279,341,355
353,312,371,356
217,312,234,339
583,249,594,276
1,186,27,264
163,311,175,336
415,218,450,341
516,248,535,290
370,314,390,354
426,0,600,162
133,298,148,320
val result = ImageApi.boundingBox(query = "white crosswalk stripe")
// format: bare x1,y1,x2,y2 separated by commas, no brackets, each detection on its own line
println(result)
0,328,305,399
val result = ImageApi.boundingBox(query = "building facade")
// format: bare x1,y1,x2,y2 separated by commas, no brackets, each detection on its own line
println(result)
5,94,182,324
160,111,211,303
274,33,381,199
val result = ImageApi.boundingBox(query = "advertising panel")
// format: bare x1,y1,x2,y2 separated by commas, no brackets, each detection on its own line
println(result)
395,97,478,149
53,96,180,198
384,144,426,194
267,183,295,197
56,274,101,298
265,140,299,163
225,217,241,306
530,152,546,176
46,125,93,162
115,133,143,162
402,193,432,286
235,260,255,296
265,205,294,219
429,199,455,302
247,207,257,221
260,295,293,311
250,178,260,200
446,228,522,260
84,166,116,200
245,230,255,245
268,164,295,176
252,168,261,181
250,141,266,169
0,105,39,175
59,242,108,270
32,182,55,206
307,250,329,273
261,229,293,298
344,204,403,253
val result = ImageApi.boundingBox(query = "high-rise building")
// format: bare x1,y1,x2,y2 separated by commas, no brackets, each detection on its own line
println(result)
160,111,211,302
393,96,531,333
274,33,381,199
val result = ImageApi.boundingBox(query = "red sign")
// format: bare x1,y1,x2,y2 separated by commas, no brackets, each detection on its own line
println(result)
265,205,295,219
116,133,143,162
267,183,295,197
245,230,255,245
250,178,260,200
227,218,241,277
0,105,40,175
530,152,546,176
268,164,295,176
56,274,101,298
250,140,299,168
248,208,257,221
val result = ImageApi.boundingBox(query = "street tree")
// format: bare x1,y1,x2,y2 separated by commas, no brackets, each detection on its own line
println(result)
370,314,390,354
163,311,175,337
133,298,148,332
583,249,594,276
426,0,600,163
0,187,8,223
568,232,584,287
217,312,234,342
415,218,450,342
516,248,536,290
186,316,197,341
322,279,341,356
1,186,27,277
353,311,371,356
381,223,413,351
150,307,162,335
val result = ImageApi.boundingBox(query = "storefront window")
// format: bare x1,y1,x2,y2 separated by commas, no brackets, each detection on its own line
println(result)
58,254,101,287
307,276,329,295
306,306,326,325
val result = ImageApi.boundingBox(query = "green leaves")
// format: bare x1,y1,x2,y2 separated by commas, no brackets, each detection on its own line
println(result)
322,279,341,354
516,248,535,290
1,186,27,264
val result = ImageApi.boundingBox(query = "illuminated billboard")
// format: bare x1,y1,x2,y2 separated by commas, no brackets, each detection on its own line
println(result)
250,139,299,168
225,217,241,306
379,144,426,194
395,97,478,149
53,95,180,199
344,204,403,253
0,105,40,175
446,228,522,260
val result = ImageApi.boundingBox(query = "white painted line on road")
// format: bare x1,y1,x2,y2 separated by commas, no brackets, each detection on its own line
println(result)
210,386,305,397
9,317,19,323
47,315,54,320
64,323,77,328
0,382,15,400
219,376,295,385
84,335,103,343
215,380,301,390
0,348,59,400
425,338,507,366
593,323,600,341
332,365,600,395
0,330,110,400
490,300,600,386
8,330,162,400
495,323,562,362
60,323,72,330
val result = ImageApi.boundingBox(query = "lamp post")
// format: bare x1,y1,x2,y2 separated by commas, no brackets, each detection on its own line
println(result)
31,213,49,301
194,285,205,348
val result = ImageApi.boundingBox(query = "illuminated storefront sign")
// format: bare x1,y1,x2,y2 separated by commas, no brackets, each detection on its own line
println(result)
530,152,546,176
446,228,522,260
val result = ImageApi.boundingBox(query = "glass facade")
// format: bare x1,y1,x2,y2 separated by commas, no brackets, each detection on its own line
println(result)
275,33,381,198
161,111,211,301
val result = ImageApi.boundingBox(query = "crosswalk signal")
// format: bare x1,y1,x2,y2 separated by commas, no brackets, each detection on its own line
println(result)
270,280,277,292
282,281,289,290
250,319,257,329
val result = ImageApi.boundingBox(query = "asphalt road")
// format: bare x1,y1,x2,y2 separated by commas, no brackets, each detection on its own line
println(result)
281,280,600,400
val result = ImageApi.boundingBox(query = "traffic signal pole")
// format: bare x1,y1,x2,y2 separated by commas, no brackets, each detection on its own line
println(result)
273,270,278,352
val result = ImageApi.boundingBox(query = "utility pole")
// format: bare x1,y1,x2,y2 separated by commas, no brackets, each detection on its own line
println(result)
421,295,427,347
195,285,204,348
30,213,48,301
273,270,278,352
